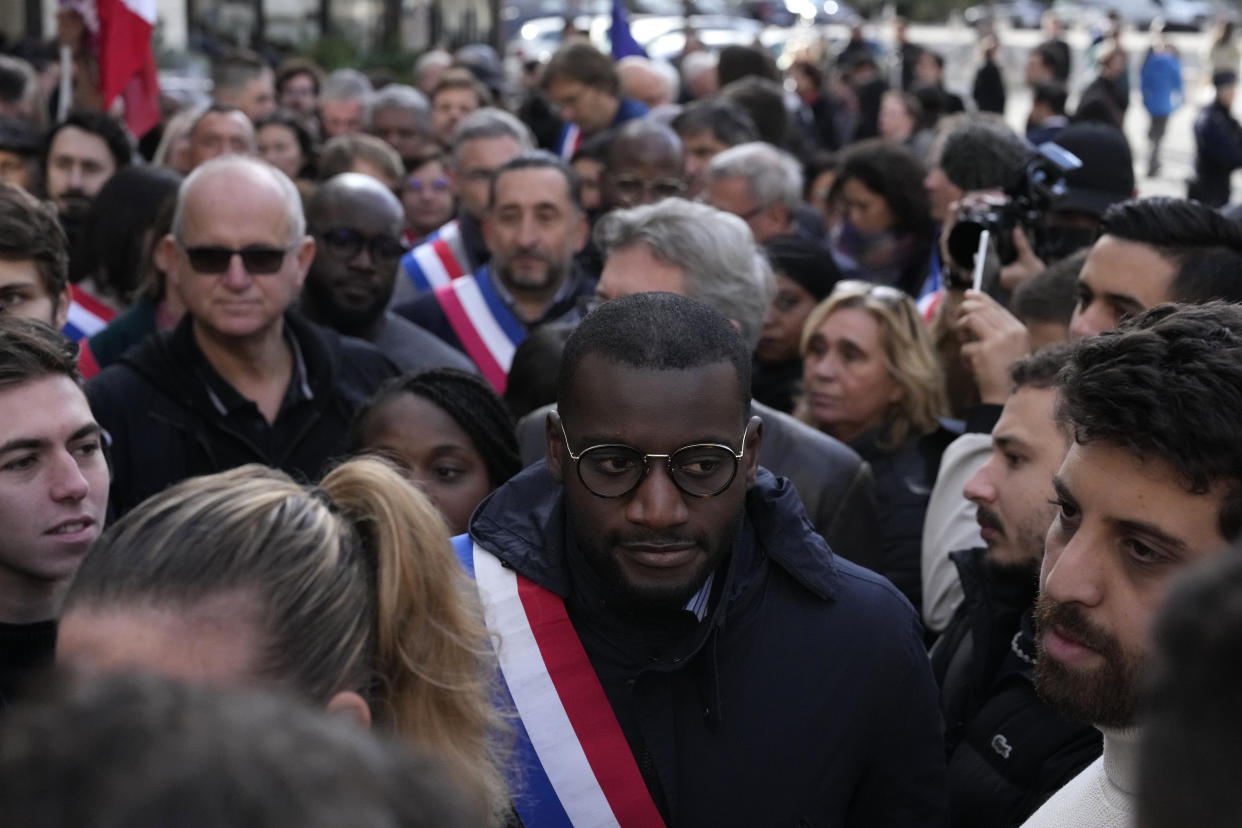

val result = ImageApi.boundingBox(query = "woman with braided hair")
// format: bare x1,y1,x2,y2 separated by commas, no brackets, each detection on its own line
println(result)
349,368,522,535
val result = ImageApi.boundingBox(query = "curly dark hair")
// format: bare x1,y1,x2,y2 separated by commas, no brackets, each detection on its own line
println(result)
1055,301,1242,540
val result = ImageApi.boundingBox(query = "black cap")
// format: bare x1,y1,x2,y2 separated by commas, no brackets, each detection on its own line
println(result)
1049,122,1135,218
1213,69,1238,88
0,116,40,156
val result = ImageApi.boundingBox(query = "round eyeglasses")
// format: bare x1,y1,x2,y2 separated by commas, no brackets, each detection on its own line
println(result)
558,421,751,499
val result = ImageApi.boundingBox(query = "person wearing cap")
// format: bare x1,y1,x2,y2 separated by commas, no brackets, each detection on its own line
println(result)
753,235,843,414
1041,122,1137,261
1191,70,1242,207
0,117,41,193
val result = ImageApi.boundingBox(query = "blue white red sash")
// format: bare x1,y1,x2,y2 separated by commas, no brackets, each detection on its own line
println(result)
435,269,525,394
454,535,666,828
63,285,116,341
399,219,471,293
557,122,582,161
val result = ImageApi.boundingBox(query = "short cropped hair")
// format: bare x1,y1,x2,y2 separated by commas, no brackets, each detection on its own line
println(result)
321,68,373,102
541,42,620,97
1034,82,1068,115
369,83,429,121
1012,249,1085,326
705,142,802,212
1098,198,1242,305
1009,341,1075,392
431,69,493,108
489,150,582,212
1055,302,1242,540
40,111,132,174
211,50,269,96
317,133,403,185
557,292,752,421
0,671,474,828
719,76,788,148
0,316,80,390
594,198,774,349
671,98,758,147
450,107,533,164
0,182,69,302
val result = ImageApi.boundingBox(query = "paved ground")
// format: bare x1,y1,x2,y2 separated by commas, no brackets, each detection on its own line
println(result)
901,22,1223,199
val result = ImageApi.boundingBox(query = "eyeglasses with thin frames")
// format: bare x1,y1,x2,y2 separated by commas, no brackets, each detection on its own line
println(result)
558,419,752,499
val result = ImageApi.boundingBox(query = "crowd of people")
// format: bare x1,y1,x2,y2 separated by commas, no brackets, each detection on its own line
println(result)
4,9,1242,827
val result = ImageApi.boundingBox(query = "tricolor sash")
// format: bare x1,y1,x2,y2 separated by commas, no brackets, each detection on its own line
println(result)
399,219,472,294
435,269,525,394
557,122,582,161
63,285,117,341
454,535,666,828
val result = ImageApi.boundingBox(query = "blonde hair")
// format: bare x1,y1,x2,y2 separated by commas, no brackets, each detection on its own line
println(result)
65,458,512,826
799,281,948,447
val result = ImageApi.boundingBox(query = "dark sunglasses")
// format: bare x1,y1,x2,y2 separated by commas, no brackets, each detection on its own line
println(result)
318,227,406,262
178,241,293,275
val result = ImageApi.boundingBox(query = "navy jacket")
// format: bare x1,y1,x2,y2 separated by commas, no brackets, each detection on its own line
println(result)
1193,101,1242,207
88,311,396,516
469,464,949,827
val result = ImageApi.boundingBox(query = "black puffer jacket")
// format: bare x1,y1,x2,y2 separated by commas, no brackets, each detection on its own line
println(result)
88,311,397,516
930,548,1102,827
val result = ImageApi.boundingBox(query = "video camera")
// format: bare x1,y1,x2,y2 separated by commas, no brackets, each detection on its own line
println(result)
945,142,1083,276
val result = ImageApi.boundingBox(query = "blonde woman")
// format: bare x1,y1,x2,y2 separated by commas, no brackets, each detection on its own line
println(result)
799,281,952,609
57,458,513,827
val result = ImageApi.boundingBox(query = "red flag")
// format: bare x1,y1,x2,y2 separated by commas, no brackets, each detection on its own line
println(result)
62,0,160,138
98,0,159,137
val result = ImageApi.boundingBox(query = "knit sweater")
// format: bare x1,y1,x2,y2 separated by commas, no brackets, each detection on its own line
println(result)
1019,726,1140,827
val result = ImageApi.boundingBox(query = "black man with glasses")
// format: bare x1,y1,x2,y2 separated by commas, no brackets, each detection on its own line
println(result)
301,173,474,375
454,292,949,827
86,156,396,516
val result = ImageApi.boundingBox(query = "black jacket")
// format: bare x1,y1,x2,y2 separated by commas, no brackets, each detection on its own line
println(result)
972,62,1006,115
851,424,957,612
515,400,885,568
1193,100,1242,207
88,312,397,516
930,548,1102,827
470,464,949,826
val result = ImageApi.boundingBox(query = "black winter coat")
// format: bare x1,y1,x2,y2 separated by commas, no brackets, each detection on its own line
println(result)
88,311,397,516
469,465,950,827
930,548,1102,827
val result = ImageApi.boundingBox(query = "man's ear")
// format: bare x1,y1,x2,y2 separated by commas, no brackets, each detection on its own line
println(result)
545,411,565,482
154,234,180,290
743,414,763,485
326,690,372,729
293,235,316,289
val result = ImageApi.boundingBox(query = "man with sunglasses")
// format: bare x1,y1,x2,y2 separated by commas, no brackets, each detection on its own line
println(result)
455,292,948,826
301,173,473,374
86,156,397,516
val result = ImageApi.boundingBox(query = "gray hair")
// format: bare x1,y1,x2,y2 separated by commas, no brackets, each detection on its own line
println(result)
450,107,534,164
595,198,774,348
172,155,306,243
681,50,717,84
706,141,803,212
321,68,373,123
368,83,429,128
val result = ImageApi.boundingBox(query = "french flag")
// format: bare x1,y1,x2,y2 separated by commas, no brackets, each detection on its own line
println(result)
62,0,161,138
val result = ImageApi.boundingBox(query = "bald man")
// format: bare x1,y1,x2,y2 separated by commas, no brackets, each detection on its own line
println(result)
302,174,476,374
602,118,686,210
617,56,677,110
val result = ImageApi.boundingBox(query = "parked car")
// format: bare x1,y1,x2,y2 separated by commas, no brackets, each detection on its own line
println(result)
963,0,1048,29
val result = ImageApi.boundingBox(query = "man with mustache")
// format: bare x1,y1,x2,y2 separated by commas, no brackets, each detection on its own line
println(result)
40,112,131,251
930,344,1102,826
396,151,593,394
1019,302,1242,827
456,291,948,826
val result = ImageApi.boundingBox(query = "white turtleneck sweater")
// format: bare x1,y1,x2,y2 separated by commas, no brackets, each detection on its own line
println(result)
1020,726,1141,828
